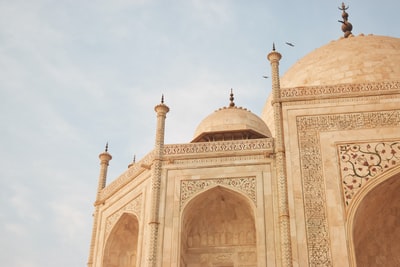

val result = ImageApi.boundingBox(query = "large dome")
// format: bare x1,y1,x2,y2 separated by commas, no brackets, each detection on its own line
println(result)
280,34,400,88
192,105,271,142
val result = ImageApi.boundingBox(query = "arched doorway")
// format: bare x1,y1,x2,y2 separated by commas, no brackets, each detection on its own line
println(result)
180,186,257,267
352,172,400,266
103,213,139,267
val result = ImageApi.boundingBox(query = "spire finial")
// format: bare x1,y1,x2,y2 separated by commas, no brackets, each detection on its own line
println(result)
272,42,276,51
105,142,109,152
133,154,136,163
338,2,353,38
161,94,164,104
229,88,235,107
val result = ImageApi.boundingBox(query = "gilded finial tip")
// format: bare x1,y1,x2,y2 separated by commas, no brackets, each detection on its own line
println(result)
229,89,235,107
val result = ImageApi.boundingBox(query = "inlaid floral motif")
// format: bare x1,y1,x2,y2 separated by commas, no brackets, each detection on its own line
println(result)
338,142,400,206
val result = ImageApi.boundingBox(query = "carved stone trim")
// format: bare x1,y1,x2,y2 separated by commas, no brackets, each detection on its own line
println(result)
296,109,400,266
281,81,400,100
104,194,142,238
172,154,267,166
180,177,256,209
164,138,273,155
338,141,400,207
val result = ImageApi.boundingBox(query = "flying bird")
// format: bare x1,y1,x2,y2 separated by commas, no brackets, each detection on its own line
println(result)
285,42,295,47
262,75,269,79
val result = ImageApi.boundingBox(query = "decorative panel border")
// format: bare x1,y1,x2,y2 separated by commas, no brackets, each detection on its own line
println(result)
296,109,400,266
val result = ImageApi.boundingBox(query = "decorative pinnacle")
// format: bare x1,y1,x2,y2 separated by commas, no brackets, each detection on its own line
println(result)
133,155,136,163
105,142,109,152
229,89,235,107
338,2,353,38
161,94,164,104
272,42,276,51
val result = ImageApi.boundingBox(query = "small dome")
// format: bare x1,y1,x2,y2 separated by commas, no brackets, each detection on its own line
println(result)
192,105,271,142
281,35,400,88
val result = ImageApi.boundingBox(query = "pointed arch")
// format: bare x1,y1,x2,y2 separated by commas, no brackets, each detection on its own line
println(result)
347,165,400,266
103,213,139,267
180,185,257,267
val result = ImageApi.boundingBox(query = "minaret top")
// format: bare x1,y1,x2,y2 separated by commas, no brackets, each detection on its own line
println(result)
155,94,170,114
267,43,282,63
338,2,353,38
99,142,112,162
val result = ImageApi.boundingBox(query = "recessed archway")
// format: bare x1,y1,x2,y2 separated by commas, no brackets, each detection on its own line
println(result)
180,186,257,267
103,213,139,267
352,171,400,266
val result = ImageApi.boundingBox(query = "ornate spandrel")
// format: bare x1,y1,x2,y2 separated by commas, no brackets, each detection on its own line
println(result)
180,177,256,209
338,141,400,206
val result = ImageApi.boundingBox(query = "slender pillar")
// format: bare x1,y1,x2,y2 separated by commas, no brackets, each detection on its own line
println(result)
87,144,112,267
147,96,169,267
268,45,293,267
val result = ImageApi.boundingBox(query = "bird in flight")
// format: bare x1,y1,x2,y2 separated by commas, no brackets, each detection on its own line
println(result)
285,42,295,47
262,75,269,79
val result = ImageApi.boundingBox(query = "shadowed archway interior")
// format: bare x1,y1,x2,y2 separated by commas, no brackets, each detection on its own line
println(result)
103,213,139,267
353,172,400,266
180,186,257,267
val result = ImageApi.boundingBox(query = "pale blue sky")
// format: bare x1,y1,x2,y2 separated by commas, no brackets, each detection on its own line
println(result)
0,1,399,266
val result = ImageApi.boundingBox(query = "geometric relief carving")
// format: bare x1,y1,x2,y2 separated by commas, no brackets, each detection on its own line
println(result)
338,141,400,206
180,177,256,209
296,109,400,267
164,138,273,155
105,194,142,237
280,81,400,100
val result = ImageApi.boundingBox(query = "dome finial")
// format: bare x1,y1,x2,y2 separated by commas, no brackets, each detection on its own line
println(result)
338,2,353,38
161,94,164,104
229,88,235,107
105,142,109,152
272,42,276,51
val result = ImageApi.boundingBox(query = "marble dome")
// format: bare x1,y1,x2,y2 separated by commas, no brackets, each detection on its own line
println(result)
192,105,271,142
280,34,400,88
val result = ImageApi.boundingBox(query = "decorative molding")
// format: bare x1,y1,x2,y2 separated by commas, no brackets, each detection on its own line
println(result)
338,141,400,207
180,177,257,209
281,81,400,100
100,151,154,201
105,194,142,237
172,154,267,166
296,109,400,266
164,138,273,155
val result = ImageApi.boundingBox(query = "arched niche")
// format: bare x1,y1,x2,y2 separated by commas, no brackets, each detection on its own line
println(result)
180,186,257,267
348,166,400,266
103,213,139,267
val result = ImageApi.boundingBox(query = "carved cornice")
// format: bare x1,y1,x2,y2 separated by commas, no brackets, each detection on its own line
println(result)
296,109,400,266
100,151,154,201
338,141,400,207
281,81,400,102
164,138,273,156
